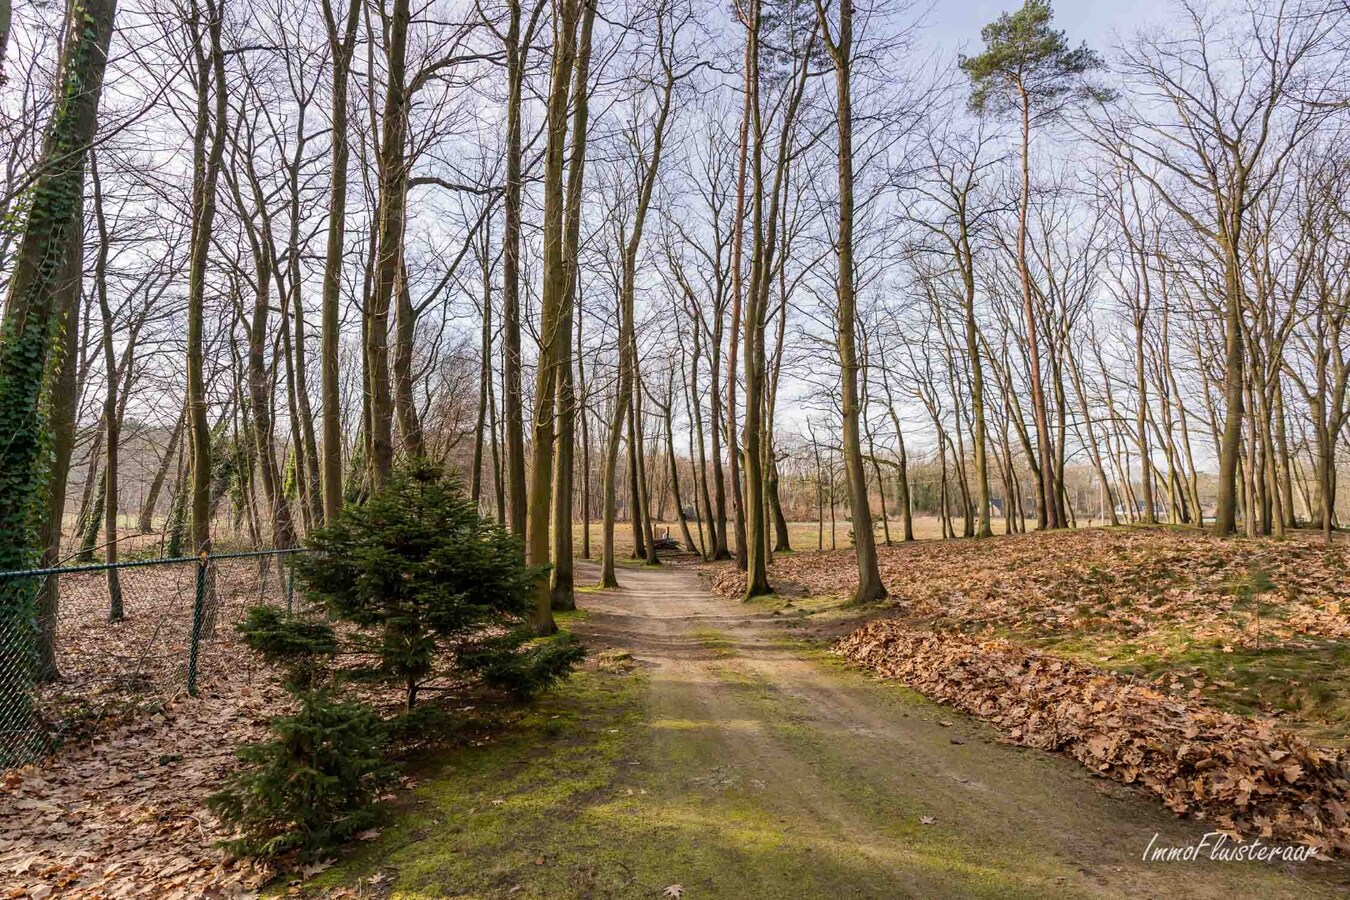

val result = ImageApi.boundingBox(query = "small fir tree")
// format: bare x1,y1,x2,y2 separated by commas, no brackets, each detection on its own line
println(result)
208,691,393,861
293,460,580,709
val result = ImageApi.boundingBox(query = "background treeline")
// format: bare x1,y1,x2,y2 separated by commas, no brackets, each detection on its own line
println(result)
2,0,1349,619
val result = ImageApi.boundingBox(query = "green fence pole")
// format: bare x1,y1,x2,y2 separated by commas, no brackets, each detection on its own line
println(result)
187,553,207,696
286,565,294,613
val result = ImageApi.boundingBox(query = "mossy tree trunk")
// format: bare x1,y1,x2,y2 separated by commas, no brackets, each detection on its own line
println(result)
550,0,597,613
0,0,117,753
525,0,583,636
35,193,84,682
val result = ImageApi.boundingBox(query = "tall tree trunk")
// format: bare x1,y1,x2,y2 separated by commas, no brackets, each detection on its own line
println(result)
577,295,592,558
35,195,85,681
187,0,229,563
959,227,992,537
1134,324,1156,524
599,331,630,587
1015,89,1057,529
367,0,412,490
632,373,658,564
550,0,596,612
471,235,492,506
392,257,424,457
91,159,123,619
319,0,361,524
687,317,716,559
1273,376,1296,528
526,0,585,633
739,0,770,594
245,268,297,549
726,37,751,570
742,1,810,595
599,30,675,581
1213,236,1245,536
0,0,116,725
500,0,536,536
818,0,884,602
708,310,730,559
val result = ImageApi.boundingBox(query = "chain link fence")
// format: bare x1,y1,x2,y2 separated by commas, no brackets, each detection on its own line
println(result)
0,549,308,767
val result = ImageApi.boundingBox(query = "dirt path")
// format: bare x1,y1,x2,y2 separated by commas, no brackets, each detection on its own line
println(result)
567,561,1347,899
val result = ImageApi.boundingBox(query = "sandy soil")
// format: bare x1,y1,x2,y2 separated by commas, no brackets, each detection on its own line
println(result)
570,560,1350,899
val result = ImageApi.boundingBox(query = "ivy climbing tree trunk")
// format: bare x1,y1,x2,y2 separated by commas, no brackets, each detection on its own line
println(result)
0,0,117,756
35,195,84,683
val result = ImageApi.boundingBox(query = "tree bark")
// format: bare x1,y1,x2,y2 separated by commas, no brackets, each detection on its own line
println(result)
1015,87,1057,529
318,0,361,523
0,0,117,718
186,0,229,561
366,0,412,490
35,194,85,681
816,0,884,602
550,0,596,611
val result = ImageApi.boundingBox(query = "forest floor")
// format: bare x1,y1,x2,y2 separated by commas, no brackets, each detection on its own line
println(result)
702,526,1350,748
308,559,1349,899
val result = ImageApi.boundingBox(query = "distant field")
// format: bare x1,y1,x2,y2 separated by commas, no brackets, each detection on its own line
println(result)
570,515,983,559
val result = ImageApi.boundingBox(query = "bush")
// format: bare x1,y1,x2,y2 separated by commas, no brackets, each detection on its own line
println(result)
292,461,543,709
216,462,584,865
461,631,587,701
235,605,338,690
208,691,394,862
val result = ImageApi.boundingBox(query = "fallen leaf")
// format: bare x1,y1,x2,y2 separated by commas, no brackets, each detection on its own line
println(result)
301,860,335,879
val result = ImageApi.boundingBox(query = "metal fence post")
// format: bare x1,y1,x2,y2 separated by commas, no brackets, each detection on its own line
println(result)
286,565,295,613
187,552,208,696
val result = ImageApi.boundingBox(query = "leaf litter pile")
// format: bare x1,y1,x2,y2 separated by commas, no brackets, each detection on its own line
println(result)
839,621,1350,853
0,559,439,898
706,527,1350,853
1,676,284,898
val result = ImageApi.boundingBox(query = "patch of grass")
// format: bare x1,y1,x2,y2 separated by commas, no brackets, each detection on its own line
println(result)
689,627,738,660
299,668,647,897
1117,640,1350,744
304,644,1080,898
1039,629,1350,746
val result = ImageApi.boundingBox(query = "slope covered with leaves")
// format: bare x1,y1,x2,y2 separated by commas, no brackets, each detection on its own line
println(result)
838,620,1350,854
709,528,1350,738
704,527,1350,852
